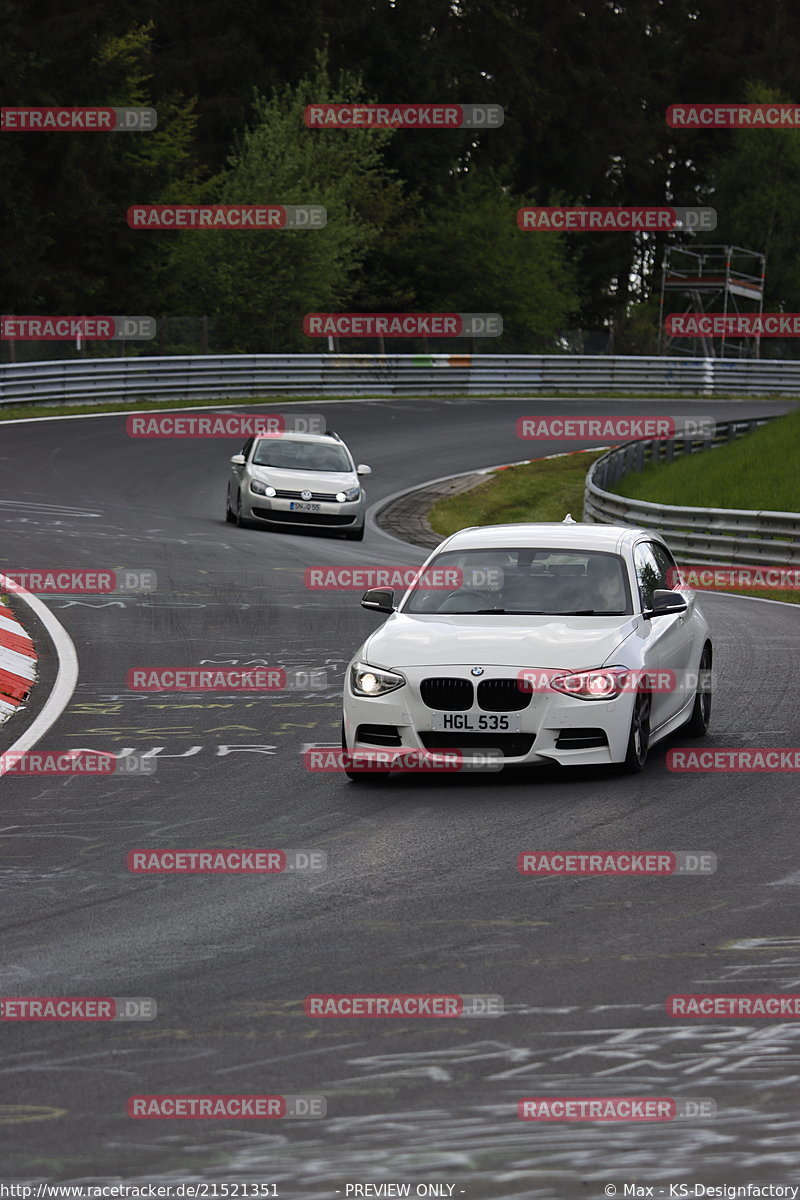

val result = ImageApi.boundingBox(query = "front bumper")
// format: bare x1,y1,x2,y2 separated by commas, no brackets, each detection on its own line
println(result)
343,664,636,768
242,492,364,529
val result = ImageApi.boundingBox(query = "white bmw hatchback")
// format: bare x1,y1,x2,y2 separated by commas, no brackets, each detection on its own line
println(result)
342,521,712,776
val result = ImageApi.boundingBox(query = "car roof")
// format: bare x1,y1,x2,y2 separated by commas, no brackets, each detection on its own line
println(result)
436,522,660,554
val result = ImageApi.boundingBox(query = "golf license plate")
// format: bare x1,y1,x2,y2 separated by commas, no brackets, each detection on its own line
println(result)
289,501,321,512
430,712,521,733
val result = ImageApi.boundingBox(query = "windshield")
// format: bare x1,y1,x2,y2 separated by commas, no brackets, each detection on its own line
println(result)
400,547,633,616
252,439,352,473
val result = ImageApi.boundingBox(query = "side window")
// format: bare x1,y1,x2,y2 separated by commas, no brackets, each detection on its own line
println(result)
651,542,680,591
633,542,666,609
241,438,254,460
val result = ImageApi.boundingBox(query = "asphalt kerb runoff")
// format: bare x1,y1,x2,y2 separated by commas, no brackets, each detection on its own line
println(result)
0,575,78,767
375,469,489,549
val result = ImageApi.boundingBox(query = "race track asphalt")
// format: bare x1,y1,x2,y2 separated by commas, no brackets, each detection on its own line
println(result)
1,395,799,1197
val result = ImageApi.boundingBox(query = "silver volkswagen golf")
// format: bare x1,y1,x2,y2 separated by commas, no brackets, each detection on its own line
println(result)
226,430,371,539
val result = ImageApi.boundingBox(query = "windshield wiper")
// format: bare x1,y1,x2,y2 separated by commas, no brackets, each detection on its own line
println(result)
555,609,627,616
474,608,548,614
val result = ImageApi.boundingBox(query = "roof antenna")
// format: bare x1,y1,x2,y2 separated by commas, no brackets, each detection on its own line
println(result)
562,513,577,524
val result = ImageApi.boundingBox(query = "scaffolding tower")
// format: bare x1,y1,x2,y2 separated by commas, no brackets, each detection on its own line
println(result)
659,244,766,357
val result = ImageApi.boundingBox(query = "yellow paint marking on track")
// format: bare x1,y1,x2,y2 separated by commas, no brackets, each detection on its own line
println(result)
69,703,126,716
0,1105,66,1124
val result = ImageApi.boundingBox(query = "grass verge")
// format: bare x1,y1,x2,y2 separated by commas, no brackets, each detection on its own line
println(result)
428,450,608,536
611,407,800,512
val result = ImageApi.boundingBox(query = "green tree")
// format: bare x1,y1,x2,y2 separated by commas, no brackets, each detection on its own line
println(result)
708,83,800,313
165,53,402,351
394,173,579,350
0,18,198,315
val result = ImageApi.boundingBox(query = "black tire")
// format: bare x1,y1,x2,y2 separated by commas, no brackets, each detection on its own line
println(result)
682,644,712,736
225,486,236,523
235,490,249,528
620,689,651,774
342,720,388,782
344,526,365,541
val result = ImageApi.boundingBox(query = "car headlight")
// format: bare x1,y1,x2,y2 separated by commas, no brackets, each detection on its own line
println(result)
351,662,406,696
336,487,361,503
250,480,276,497
549,665,638,701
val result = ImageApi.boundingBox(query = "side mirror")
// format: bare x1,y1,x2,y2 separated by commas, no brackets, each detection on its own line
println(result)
230,454,246,466
361,587,394,614
645,589,688,618
357,464,372,476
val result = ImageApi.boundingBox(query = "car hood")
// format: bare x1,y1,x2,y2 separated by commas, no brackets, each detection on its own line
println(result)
249,465,356,491
362,613,639,670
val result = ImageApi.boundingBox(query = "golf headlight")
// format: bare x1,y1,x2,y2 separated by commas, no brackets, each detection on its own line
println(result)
336,487,361,503
351,662,406,697
250,480,276,497
550,665,634,700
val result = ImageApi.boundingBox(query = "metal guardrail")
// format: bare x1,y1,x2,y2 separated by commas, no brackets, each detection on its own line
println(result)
583,417,800,565
4,354,800,406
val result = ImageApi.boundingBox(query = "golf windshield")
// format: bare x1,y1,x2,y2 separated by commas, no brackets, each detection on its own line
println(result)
252,439,352,472
400,548,633,616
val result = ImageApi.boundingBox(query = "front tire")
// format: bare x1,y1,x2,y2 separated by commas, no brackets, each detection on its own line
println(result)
620,689,651,774
235,490,250,528
225,486,236,523
344,525,365,541
682,643,712,736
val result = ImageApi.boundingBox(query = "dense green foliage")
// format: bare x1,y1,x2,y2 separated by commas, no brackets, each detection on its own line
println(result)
4,0,800,351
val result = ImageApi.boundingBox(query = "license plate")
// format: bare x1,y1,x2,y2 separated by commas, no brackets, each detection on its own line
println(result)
430,712,521,733
289,501,320,512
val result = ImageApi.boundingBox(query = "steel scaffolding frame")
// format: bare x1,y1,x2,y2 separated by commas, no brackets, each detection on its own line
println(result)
659,244,766,357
